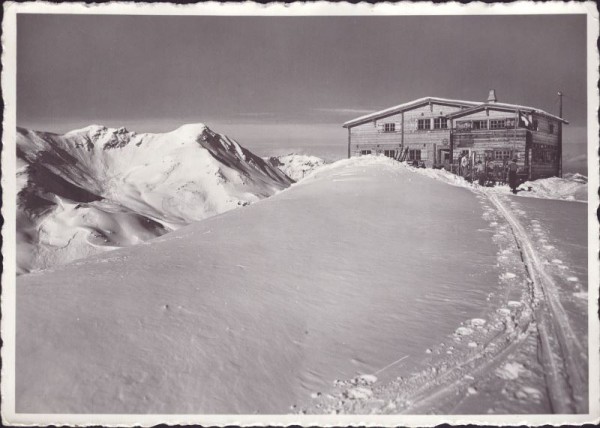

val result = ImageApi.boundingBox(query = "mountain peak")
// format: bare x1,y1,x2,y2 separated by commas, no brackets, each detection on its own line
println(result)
169,123,209,140
65,124,108,135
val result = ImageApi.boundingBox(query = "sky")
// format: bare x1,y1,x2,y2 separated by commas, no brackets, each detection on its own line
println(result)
17,14,588,172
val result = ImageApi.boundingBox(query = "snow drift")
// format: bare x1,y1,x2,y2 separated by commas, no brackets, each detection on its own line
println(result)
405,162,587,202
16,124,292,273
517,173,587,202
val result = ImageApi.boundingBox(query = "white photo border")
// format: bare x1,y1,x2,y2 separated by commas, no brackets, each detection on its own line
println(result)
2,1,598,426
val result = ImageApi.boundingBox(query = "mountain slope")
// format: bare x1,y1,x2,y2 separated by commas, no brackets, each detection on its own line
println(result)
16,124,292,273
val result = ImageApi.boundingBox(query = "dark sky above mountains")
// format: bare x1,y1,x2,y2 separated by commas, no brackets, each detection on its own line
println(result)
17,13,588,170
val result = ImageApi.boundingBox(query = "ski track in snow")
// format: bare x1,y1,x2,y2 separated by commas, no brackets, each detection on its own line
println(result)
304,188,539,414
303,161,587,415
486,193,588,413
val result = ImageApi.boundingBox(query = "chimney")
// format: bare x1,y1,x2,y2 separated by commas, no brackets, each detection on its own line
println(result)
487,89,497,103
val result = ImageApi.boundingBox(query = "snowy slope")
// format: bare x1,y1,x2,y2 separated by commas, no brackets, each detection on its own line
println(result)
16,157,512,413
16,124,292,273
265,154,326,181
15,156,588,415
306,190,588,415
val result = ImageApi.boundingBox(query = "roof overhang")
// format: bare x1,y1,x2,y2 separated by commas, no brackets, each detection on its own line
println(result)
445,103,568,124
342,97,480,128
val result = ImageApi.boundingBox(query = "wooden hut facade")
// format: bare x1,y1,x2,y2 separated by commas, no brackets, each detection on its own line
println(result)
342,90,567,179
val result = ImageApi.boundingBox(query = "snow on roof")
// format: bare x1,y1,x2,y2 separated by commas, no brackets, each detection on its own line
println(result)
343,97,568,127
342,97,481,128
446,102,568,124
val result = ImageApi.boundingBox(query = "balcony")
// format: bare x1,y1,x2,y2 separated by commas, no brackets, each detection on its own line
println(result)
452,128,528,147
453,127,528,137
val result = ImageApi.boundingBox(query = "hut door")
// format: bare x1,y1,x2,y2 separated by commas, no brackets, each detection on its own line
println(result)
439,149,450,164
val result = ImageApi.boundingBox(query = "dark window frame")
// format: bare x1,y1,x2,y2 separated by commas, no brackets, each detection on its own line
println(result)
493,149,512,160
408,149,422,160
417,119,431,130
489,119,506,130
433,117,448,129
532,143,557,164
473,120,488,130
456,120,472,130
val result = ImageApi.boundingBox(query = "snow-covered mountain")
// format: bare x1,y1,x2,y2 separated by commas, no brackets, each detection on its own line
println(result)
16,124,292,273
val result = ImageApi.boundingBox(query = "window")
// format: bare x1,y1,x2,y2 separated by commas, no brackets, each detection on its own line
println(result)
383,149,396,158
532,143,556,164
493,150,512,160
433,117,448,129
532,119,539,131
360,149,372,155
417,119,431,130
489,119,506,129
408,149,421,161
472,120,488,130
456,120,472,130
549,123,555,134
383,123,396,132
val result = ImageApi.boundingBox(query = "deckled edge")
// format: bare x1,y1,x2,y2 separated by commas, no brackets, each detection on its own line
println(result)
1,1,599,427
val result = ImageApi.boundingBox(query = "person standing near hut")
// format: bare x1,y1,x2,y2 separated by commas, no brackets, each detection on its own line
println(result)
501,159,509,185
460,154,469,178
508,158,519,194
487,158,496,186
476,160,486,186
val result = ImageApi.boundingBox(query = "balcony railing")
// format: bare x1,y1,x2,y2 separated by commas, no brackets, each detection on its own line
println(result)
452,128,528,138
375,127,529,135
453,126,528,134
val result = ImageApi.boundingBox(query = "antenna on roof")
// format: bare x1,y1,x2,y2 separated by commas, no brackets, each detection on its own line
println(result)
487,89,497,103
557,91,563,118
558,91,563,178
